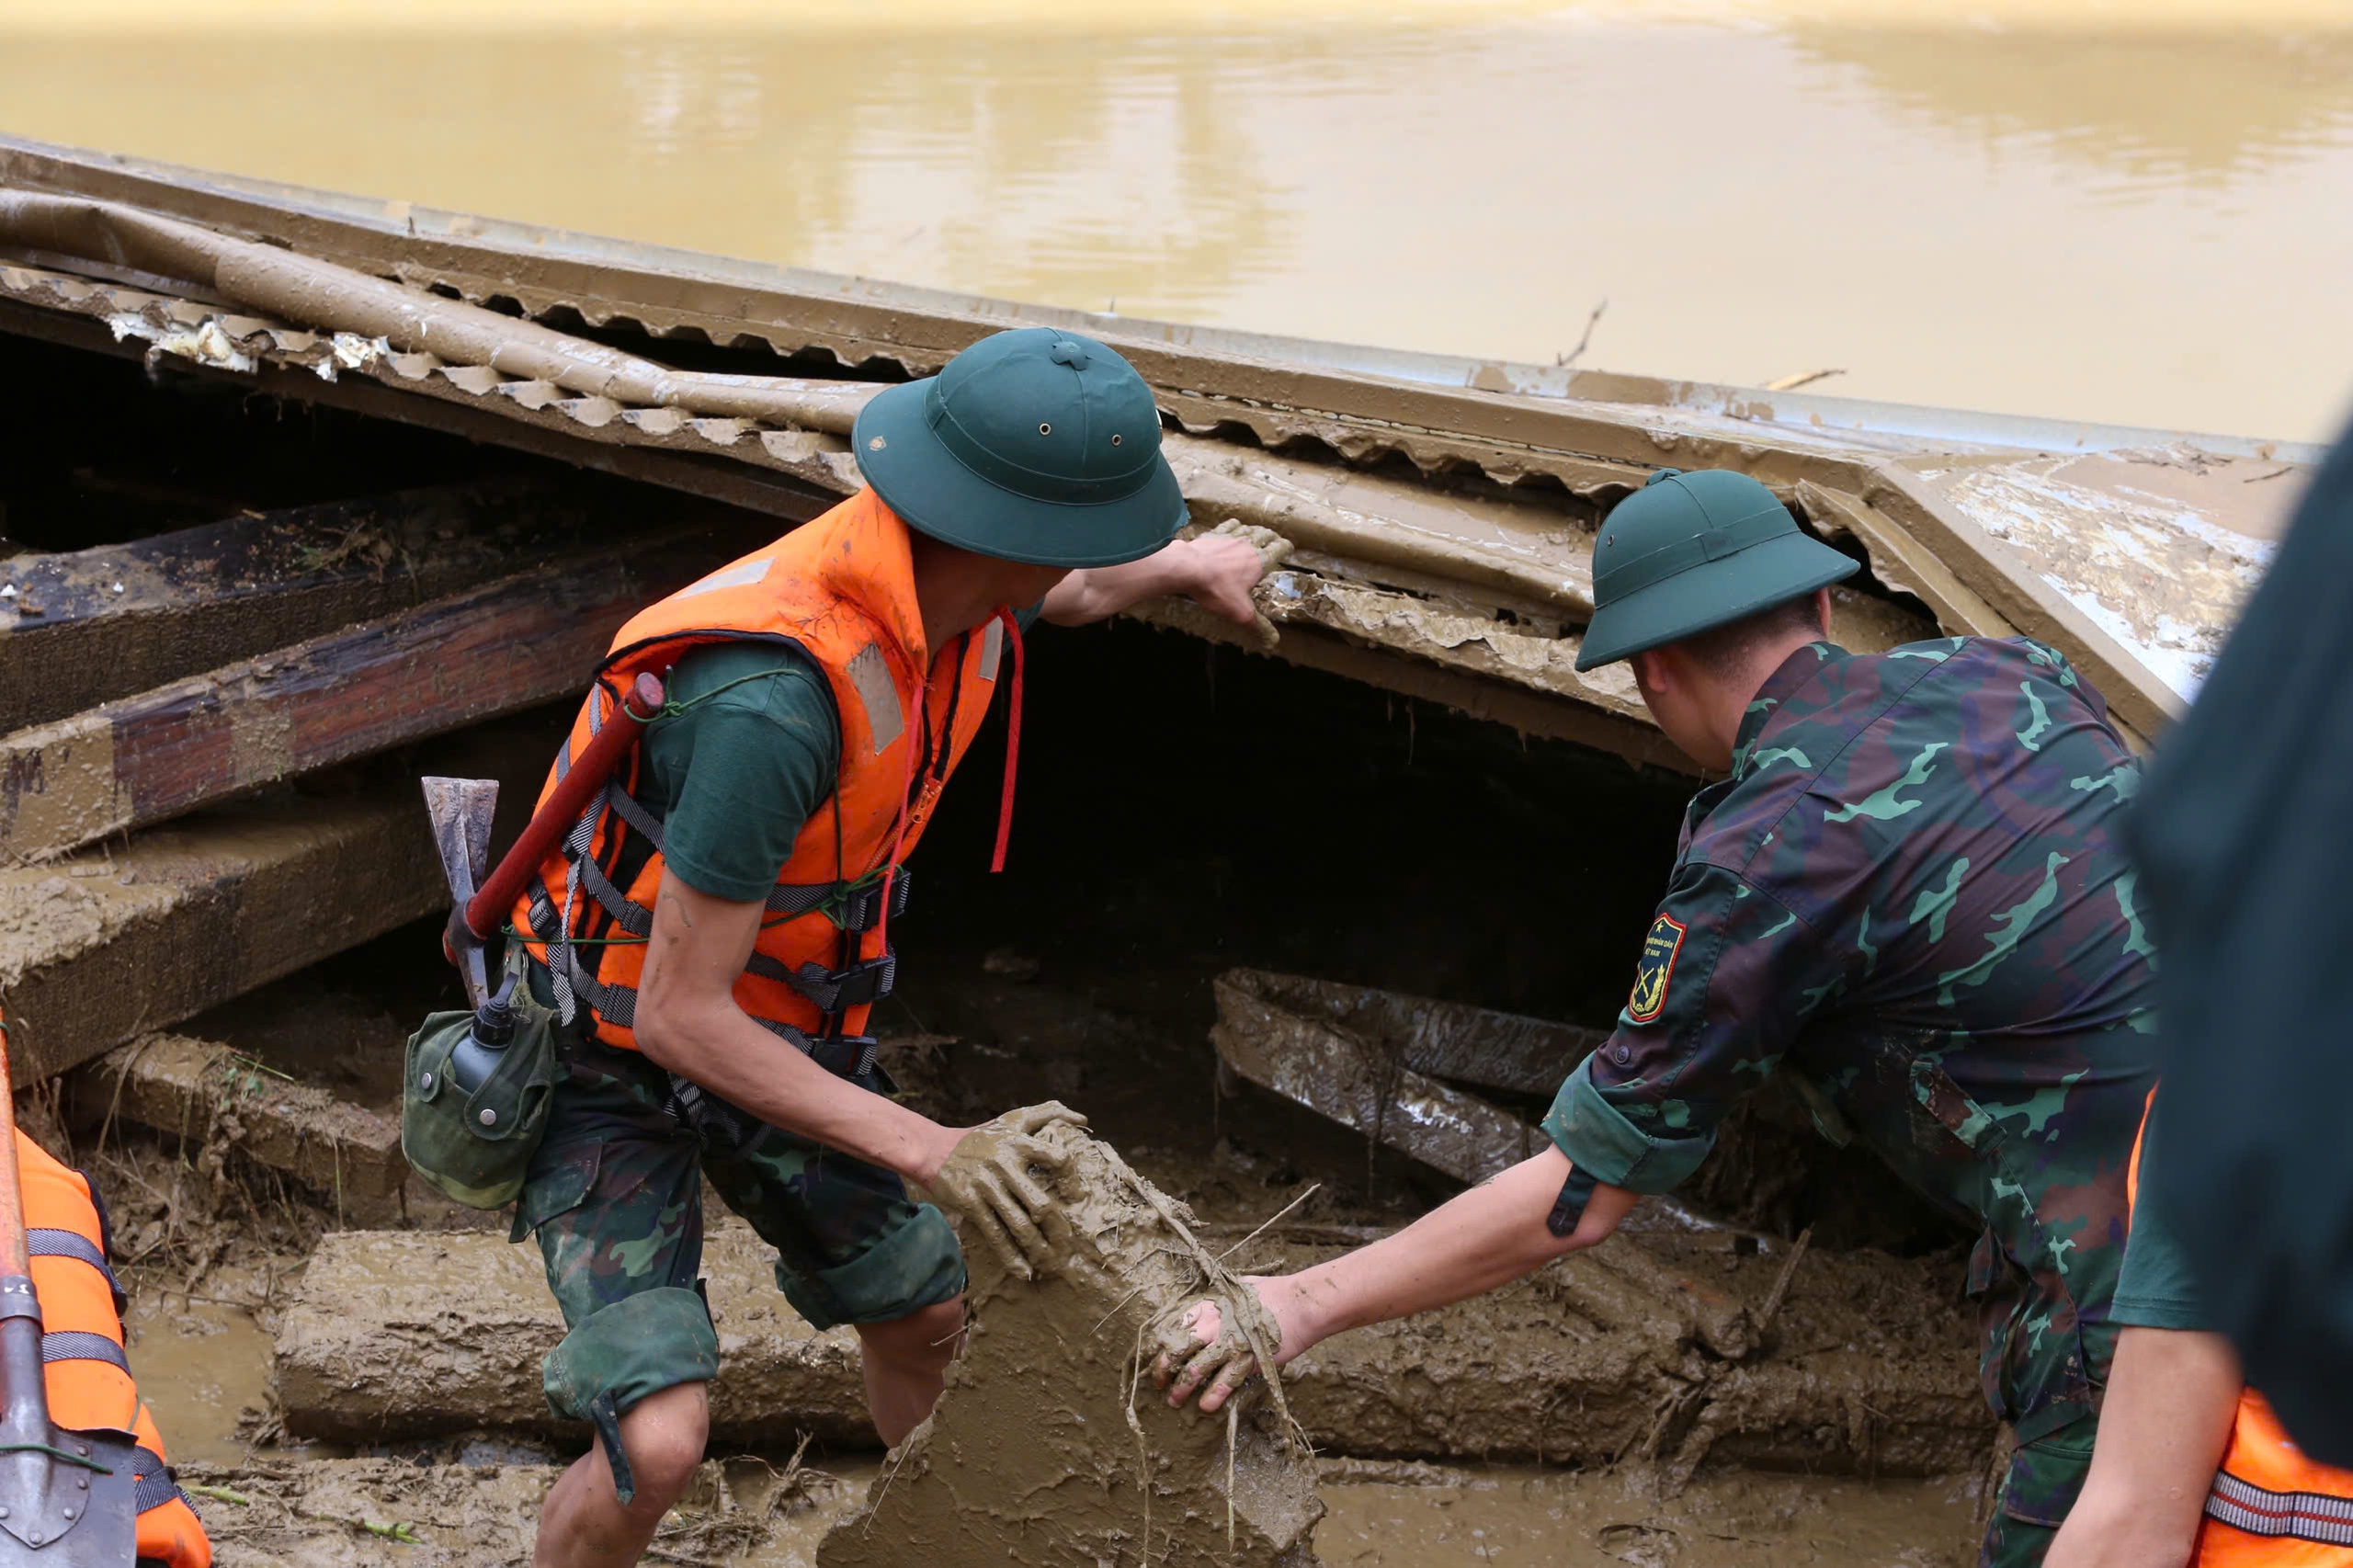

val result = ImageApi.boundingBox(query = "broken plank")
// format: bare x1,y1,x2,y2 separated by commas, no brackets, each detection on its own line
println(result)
1211,969,1554,1186
0,785,442,1081
0,522,746,862
0,479,594,733
1220,967,1602,1097
67,1032,407,1224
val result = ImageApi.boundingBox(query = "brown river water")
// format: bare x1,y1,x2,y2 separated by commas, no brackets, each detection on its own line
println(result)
4,1,2352,441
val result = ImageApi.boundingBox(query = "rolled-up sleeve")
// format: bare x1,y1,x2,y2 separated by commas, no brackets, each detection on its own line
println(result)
1542,861,1841,1194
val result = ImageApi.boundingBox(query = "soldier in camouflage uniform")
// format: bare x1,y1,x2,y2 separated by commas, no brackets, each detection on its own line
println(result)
1158,469,2156,1568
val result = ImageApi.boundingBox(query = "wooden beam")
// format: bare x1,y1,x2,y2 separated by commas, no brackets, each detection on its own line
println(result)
0,522,748,862
0,478,593,733
278,1221,876,1448
67,1032,407,1224
0,785,441,1082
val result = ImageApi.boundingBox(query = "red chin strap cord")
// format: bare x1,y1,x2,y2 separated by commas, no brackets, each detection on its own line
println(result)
876,609,1025,957
990,607,1027,873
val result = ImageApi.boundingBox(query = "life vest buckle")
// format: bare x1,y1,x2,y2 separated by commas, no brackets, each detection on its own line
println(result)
802,952,898,1012
834,869,914,935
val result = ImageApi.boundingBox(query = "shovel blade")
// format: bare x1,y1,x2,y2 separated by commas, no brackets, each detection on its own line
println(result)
423,777,501,1010
422,776,500,903
0,1425,140,1568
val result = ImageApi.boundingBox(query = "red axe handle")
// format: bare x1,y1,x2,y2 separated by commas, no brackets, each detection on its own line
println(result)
461,672,666,943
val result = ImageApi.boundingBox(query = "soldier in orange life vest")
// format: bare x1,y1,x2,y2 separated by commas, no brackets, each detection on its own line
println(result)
508,328,1269,1568
13,1129,210,1567
2044,1091,2353,1567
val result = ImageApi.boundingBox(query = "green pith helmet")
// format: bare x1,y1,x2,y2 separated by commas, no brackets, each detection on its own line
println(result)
1574,468,1859,671
853,327,1188,568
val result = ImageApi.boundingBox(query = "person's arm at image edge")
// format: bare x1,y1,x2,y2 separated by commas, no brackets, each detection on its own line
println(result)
2046,1093,2242,1568
2042,1327,2240,1568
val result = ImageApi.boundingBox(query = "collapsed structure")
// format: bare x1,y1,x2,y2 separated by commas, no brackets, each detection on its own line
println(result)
0,133,2306,1552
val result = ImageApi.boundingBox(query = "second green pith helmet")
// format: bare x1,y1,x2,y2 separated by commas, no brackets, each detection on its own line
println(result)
1575,468,1859,671
852,327,1189,569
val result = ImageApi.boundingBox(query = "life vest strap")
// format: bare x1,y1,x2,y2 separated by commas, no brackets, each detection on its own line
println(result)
129,1442,190,1517
40,1329,130,1374
742,951,897,1015
599,778,667,854
2208,1469,2353,1545
574,855,654,937
28,1227,127,1316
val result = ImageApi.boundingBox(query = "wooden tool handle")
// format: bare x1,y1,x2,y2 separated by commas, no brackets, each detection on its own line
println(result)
0,1011,29,1277
462,671,665,941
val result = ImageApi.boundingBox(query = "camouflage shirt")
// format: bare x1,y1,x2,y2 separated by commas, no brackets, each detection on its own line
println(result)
1542,636,2159,1432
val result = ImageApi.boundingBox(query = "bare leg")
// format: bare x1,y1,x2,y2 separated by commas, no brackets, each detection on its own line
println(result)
857,1296,966,1446
532,1381,710,1568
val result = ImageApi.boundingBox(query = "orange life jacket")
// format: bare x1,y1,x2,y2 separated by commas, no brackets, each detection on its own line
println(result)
515,489,1019,1070
2128,1101,2353,1562
15,1130,211,1568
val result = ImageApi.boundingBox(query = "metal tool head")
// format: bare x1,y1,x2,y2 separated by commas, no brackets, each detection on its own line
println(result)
0,1423,140,1568
422,777,501,1010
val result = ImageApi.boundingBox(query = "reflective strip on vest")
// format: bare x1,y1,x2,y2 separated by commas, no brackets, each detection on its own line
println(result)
2208,1471,2353,1546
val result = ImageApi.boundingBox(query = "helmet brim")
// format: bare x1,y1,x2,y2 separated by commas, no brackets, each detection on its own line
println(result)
1574,531,1859,671
852,378,1188,569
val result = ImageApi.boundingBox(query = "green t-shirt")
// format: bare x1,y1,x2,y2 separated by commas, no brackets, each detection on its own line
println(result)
2110,1096,2211,1333
642,607,1040,903
641,642,841,903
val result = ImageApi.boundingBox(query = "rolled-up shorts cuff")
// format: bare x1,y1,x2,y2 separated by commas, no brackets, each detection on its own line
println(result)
777,1201,966,1331
542,1285,719,1422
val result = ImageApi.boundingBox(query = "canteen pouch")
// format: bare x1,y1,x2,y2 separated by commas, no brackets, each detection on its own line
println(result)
402,961,559,1210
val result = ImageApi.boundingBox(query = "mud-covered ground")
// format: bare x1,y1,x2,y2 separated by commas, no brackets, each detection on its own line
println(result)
43,627,1993,1564
59,947,1994,1565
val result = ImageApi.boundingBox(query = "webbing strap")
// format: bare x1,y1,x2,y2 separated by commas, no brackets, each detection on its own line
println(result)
769,954,895,1014
129,1443,188,1516
766,881,837,917
40,1330,130,1373
575,855,654,937
28,1229,127,1316
27,1229,107,1273
2208,1471,2353,1544
602,779,667,853
549,801,602,1027
563,956,636,1028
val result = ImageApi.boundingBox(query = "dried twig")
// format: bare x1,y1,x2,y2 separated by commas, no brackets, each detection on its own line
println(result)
1556,298,1609,369
1760,368,1847,392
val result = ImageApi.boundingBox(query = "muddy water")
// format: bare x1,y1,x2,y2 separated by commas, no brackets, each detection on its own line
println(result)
4,3,2351,440
125,1283,278,1465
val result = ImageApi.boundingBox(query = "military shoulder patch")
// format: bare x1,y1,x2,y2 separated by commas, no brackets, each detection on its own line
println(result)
1626,914,1687,1024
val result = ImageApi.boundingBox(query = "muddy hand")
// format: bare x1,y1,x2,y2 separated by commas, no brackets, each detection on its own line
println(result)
1192,521,1293,643
1154,1280,1279,1415
930,1102,1089,1282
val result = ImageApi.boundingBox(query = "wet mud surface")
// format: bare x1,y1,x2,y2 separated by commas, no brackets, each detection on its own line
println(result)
179,1456,1983,1568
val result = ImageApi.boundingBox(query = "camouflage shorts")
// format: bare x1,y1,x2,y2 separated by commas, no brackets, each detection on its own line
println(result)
513,1032,966,1422
1978,1416,2099,1568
